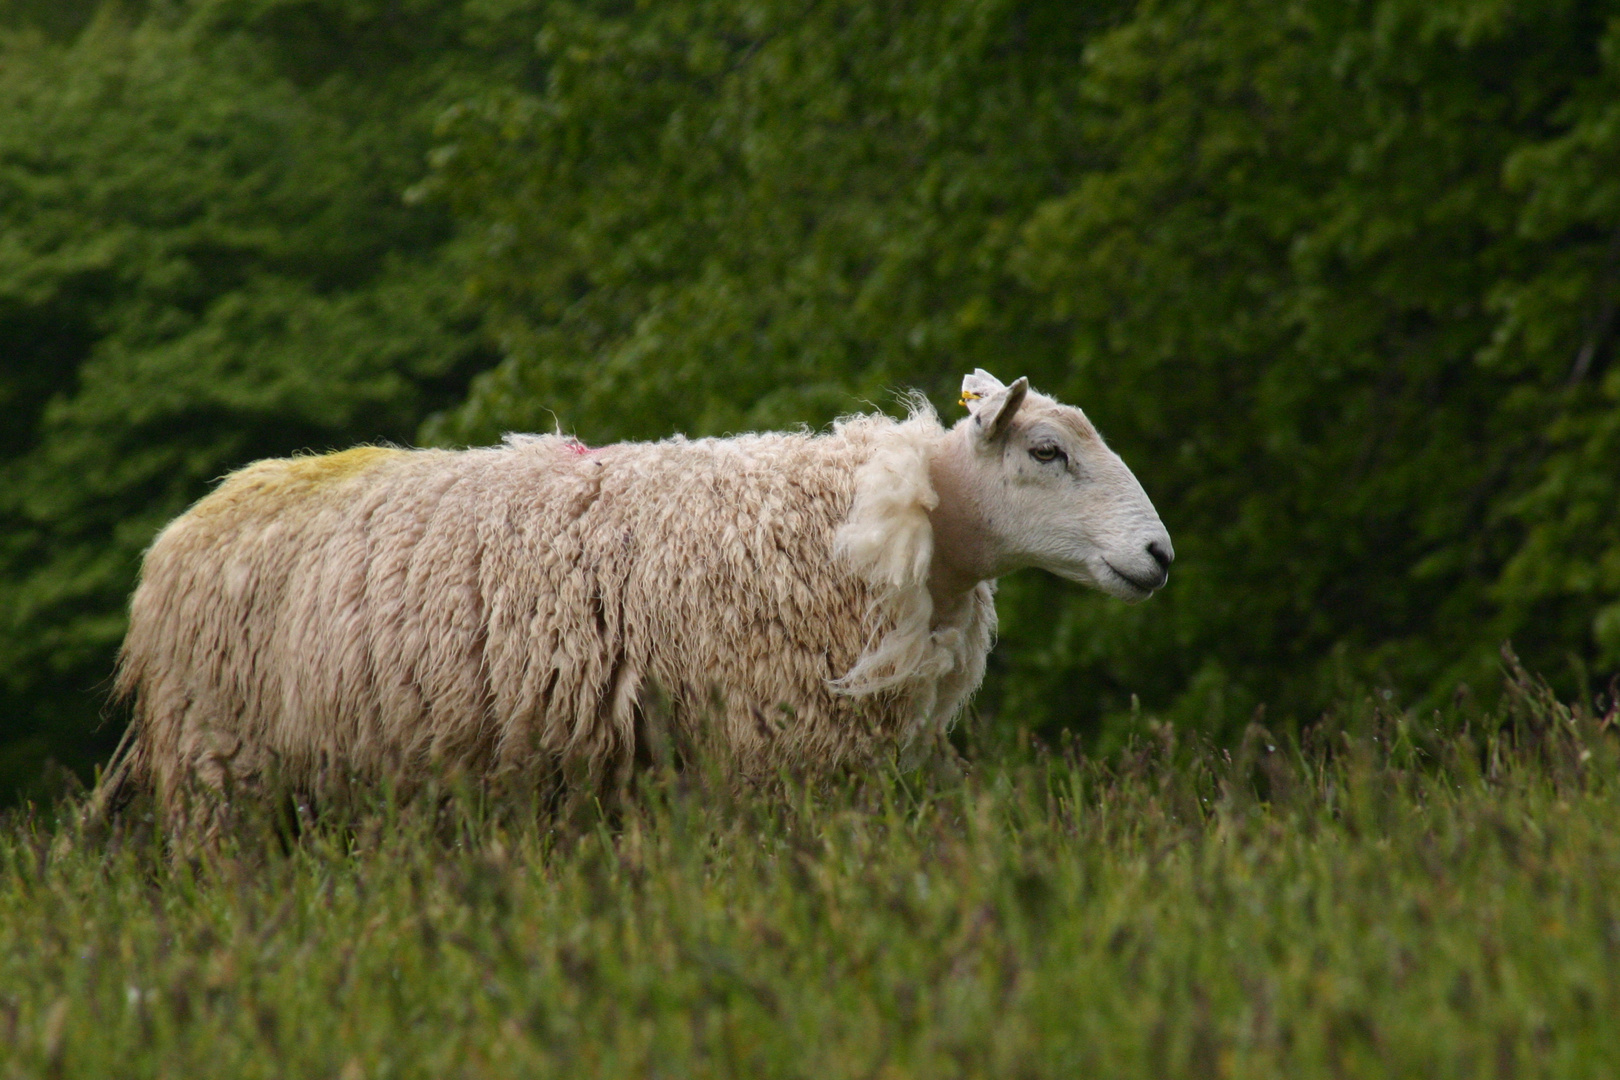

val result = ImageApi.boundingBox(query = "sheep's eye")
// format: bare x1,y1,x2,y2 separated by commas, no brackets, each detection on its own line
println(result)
1029,444,1066,465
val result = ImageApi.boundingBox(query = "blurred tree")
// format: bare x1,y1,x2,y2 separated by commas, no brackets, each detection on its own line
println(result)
0,0,104,41
1490,10,1620,688
1005,0,1620,732
421,0,1124,441
0,1,509,797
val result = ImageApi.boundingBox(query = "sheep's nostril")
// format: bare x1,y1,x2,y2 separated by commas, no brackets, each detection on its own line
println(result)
1147,540,1173,571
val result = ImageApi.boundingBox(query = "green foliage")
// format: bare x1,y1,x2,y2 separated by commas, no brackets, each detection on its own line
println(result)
1010,0,1620,730
0,2,503,794
6,682,1620,1076
422,0,1118,443
1490,16,1620,677
0,0,104,41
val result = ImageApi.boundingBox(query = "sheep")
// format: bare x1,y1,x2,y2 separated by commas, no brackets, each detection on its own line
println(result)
99,370,1172,826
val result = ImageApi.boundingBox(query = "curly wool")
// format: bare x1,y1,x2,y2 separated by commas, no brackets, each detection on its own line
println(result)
109,406,994,817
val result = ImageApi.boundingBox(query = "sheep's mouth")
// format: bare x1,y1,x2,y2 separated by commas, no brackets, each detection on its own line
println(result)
1103,561,1164,597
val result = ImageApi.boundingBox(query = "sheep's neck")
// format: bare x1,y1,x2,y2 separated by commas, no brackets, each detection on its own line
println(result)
926,433,999,614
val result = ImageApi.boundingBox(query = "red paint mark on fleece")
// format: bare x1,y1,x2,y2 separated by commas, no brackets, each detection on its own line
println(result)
564,439,593,455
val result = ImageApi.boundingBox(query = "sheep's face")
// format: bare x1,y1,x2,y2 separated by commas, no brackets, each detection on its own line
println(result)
940,370,1173,602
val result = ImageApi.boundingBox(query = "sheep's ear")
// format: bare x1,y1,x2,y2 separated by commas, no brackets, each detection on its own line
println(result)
960,369,1005,405
970,376,1028,443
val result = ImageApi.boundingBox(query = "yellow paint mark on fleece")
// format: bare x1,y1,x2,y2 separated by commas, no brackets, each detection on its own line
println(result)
194,446,409,519
281,446,407,485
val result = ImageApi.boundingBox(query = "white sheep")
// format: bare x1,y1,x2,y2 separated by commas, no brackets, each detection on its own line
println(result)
101,370,1171,824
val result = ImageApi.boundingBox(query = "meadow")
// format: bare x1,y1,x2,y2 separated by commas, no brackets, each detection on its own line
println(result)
2,660,1618,1080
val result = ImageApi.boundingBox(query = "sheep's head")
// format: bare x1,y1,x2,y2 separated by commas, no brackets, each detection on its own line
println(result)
931,370,1173,602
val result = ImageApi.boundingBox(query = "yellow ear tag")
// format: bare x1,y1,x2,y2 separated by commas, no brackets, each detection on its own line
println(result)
959,391,983,408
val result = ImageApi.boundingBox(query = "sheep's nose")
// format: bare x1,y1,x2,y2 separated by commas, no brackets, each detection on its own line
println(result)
1147,540,1174,572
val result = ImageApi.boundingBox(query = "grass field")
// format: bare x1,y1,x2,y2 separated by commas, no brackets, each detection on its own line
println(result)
3,664,1619,1079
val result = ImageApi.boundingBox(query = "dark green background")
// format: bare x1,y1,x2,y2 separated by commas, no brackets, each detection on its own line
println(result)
3,0,1617,800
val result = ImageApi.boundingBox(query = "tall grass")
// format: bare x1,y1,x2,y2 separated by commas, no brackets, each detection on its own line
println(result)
3,659,1619,1078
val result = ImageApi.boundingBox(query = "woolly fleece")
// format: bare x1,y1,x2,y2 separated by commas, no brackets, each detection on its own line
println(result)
110,409,994,820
